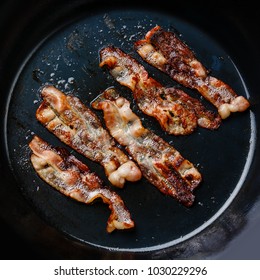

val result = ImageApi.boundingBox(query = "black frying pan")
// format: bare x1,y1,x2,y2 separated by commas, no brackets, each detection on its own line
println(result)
1,0,260,259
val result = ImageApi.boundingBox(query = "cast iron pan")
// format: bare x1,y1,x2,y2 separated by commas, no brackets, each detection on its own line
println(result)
1,0,260,259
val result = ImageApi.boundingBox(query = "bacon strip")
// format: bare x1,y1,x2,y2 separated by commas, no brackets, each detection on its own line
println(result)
92,88,202,207
36,85,142,188
29,136,134,233
99,46,221,135
135,25,250,119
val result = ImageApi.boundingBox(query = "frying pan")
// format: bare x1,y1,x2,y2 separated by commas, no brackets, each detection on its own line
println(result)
1,0,260,259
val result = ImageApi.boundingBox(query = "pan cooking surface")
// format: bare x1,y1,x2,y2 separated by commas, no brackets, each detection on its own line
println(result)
6,9,255,252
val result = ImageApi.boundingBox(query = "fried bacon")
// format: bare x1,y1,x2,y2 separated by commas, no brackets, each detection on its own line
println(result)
99,46,221,135
92,88,202,207
29,135,134,233
135,25,250,119
36,85,142,188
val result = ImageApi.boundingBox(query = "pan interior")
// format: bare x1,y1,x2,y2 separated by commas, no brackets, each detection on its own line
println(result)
5,9,255,252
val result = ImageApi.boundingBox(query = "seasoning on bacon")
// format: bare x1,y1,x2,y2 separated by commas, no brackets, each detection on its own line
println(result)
134,25,250,119
35,85,142,188
92,88,202,207
29,135,135,233
99,46,221,136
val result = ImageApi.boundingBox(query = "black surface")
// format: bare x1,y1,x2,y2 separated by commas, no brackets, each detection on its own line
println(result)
0,0,260,259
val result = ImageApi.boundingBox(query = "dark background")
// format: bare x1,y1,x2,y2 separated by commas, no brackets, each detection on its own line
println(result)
0,0,260,259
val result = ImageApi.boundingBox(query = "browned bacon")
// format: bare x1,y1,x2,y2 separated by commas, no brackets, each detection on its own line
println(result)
99,46,221,135
29,135,134,233
135,25,250,119
92,88,202,207
36,85,142,188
